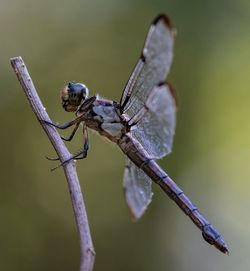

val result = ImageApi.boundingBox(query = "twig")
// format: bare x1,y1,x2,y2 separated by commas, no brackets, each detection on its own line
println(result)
10,56,95,271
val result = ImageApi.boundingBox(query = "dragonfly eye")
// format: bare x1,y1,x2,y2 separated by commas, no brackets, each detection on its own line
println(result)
61,82,89,112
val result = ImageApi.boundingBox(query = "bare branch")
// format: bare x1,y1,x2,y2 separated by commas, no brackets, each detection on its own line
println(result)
10,56,95,271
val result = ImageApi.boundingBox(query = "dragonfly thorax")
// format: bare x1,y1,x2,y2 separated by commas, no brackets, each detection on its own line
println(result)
91,102,125,138
61,82,89,112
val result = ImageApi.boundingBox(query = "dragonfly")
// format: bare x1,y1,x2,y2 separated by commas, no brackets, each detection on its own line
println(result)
45,14,229,254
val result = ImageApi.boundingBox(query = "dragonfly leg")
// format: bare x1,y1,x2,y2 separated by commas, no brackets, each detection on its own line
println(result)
50,150,87,171
76,96,97,113
41,117,81,130
50,125,89,171
45,123,81,161
70,124,89,160
61,122,80,141
82,123,89,157
46,155,60,161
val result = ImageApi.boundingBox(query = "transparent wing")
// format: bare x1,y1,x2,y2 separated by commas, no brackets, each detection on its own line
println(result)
120,14,175,116
123,158,153,220
121,15,175,219
131,84,176,159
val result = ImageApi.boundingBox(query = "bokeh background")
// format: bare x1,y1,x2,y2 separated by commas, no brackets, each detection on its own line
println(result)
0,0,250,270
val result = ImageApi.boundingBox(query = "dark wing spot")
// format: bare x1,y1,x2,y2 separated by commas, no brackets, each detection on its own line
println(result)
152,14,172,29
157,82,178,109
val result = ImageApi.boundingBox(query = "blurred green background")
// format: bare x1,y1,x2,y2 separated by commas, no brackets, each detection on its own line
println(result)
0,0,249,270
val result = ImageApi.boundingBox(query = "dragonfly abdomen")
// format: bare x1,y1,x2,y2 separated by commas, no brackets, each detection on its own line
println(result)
119,134,229,254
143,161,229,254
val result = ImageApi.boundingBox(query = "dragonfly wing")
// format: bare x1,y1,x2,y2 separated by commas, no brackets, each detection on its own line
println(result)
120,14,175,115
132,83,176,159
123,158,153,220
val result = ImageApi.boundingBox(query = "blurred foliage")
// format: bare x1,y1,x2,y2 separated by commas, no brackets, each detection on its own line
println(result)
0,0,250,270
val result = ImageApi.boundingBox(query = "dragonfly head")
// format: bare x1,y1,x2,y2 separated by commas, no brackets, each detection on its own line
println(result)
61,82,89,112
